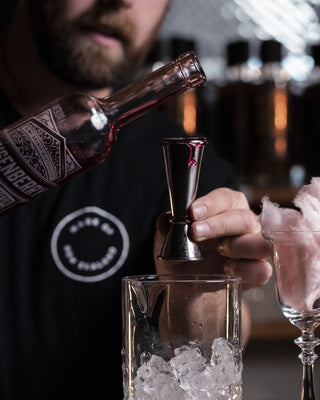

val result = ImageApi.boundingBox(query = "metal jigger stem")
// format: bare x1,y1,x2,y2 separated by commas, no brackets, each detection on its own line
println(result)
158,137,207,261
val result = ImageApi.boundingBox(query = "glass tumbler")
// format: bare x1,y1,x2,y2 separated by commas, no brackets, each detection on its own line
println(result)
122,274,242,400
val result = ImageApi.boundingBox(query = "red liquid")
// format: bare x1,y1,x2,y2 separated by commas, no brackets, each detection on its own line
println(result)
187,142,203,168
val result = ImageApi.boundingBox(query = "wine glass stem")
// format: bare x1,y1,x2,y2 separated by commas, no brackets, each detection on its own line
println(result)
301,364,315,400
295,333,320,400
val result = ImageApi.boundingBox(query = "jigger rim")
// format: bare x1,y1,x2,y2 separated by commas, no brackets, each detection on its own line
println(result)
162,137,207,144
122,273,241,284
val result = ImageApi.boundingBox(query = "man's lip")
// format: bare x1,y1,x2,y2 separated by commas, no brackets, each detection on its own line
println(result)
81,24,126,47
87,32,122,47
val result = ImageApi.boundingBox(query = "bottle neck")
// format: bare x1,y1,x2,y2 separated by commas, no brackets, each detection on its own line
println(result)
98,51,206,128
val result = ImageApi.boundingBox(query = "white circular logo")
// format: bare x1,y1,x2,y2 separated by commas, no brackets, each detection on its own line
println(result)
51,206,130,282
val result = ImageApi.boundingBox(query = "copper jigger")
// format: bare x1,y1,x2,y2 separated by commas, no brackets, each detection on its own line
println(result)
158,137,207,261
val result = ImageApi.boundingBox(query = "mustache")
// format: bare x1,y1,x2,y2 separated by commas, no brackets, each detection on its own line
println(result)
75,10,134,46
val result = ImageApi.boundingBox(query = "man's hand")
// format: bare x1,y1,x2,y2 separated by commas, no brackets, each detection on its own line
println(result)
154,187,272,292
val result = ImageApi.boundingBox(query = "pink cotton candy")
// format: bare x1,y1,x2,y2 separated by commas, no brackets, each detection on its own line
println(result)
270,231,320,310
294,177,320,231
260,196,302,234
260,178,320,311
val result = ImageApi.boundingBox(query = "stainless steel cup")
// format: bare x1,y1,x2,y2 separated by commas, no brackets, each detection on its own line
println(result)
158,137,207,261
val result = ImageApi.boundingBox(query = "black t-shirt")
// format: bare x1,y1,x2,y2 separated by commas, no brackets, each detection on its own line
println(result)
0,90,235,399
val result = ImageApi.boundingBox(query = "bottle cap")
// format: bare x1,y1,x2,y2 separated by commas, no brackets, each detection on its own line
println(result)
260,39,282,63
226,40,249,66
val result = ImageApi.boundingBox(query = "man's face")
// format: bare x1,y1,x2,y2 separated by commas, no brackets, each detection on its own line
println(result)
28,0,170,89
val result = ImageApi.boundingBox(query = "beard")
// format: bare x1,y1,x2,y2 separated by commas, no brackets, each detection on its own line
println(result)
27,1,153,89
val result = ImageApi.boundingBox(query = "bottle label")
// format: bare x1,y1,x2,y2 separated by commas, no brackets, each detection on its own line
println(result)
0,106,81,213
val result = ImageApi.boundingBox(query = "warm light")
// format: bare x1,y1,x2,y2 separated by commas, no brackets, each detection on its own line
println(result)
274,89,288,159
183,91,197,135
275,136,287,157
274,91,287,131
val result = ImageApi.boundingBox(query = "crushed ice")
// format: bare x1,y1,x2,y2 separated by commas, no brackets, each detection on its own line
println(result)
130,337,242,400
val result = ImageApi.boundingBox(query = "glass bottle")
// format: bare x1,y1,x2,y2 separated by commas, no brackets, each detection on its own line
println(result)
217,40,254,183
0,51,206,215
250,39,291,186
298,43,320,180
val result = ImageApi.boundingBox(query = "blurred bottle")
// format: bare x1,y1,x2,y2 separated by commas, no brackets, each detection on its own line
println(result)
299,43,320,180
259,39,289,84
308,44,320,84
162,37,199,136
285,47,318,187
216,40,255,183
250,39,291,186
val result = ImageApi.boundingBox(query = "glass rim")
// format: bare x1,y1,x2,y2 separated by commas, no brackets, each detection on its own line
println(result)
122,273,241,284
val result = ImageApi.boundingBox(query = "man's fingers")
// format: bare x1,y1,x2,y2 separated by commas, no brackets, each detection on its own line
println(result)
223,259,273,291
190,209,260,241
218,233,271,260
190,188,249,221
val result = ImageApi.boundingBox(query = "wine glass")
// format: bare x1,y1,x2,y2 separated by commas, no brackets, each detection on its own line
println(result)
263,230,320,400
